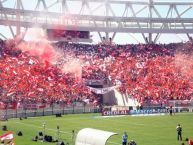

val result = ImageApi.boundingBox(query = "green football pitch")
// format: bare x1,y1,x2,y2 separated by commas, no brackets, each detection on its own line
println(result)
0,113,193,145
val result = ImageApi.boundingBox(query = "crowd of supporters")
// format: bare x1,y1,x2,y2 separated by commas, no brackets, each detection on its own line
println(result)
0,39,99,107
1,39,193,107
55,41,193,105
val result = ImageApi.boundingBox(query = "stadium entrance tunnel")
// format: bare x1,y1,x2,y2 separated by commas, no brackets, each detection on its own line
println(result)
75,128,117,145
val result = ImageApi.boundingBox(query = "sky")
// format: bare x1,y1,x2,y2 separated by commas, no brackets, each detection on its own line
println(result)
0,0,193,44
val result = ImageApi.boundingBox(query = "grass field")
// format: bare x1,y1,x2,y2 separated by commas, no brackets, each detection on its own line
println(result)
0,113,193,145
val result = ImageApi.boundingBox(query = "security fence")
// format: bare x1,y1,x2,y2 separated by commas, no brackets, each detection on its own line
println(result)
0,103,100,120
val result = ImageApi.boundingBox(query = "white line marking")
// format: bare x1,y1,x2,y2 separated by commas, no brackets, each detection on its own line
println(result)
15,121,71,135
94,115,126,118
14,121,120,145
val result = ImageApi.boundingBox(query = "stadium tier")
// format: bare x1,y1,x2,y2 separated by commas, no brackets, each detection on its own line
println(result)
1,39,193,108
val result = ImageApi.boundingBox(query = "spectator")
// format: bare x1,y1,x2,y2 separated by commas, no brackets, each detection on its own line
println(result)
185,138,193,145
169,105,173,116
128,140,137,145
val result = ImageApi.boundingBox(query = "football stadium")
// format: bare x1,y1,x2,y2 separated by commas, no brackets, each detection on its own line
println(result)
0,0,193,145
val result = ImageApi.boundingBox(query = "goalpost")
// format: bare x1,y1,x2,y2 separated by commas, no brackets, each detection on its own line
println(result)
168,100,193,113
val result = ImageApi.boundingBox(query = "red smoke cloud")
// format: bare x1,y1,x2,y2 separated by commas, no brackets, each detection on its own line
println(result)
17,28,83,79
174,52,193,78
18,28,58,65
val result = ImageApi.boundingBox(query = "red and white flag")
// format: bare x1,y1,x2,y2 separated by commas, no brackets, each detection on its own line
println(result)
0,102,6,110
38,103,46,109
0,132,13,141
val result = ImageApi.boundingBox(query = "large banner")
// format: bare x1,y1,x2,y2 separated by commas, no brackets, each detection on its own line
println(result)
102,110,129,116
102,109,167,116
23,104,37,110
129,109,167,115
0,102,17,110
85,79,104,85
23,103,46,110
0,102,6,110
88,86,118,94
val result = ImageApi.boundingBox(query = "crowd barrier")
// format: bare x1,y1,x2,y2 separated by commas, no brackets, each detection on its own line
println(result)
0,104,100,120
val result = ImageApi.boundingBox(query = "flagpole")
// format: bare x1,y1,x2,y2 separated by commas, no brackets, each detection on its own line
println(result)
42,122,46,142
57,126,60,142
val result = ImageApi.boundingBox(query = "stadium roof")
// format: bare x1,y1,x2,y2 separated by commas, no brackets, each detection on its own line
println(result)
0,0,193,44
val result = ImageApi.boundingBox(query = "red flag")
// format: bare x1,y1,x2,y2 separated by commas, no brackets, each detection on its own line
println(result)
39,104,46,109
0,102,6,110
0,132,14,141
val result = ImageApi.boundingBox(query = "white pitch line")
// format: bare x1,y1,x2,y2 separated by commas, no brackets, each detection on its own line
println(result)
94,115,126,118
108,141,120,145
14,121,120,145
15,121,71,135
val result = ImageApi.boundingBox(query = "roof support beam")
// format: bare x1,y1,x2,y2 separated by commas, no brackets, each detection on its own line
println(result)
0,0,193,43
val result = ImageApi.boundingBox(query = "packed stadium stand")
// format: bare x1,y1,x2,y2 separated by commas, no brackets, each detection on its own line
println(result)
1,39,193,111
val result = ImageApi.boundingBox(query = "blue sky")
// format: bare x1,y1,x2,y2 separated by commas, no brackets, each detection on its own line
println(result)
0,0,193,44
